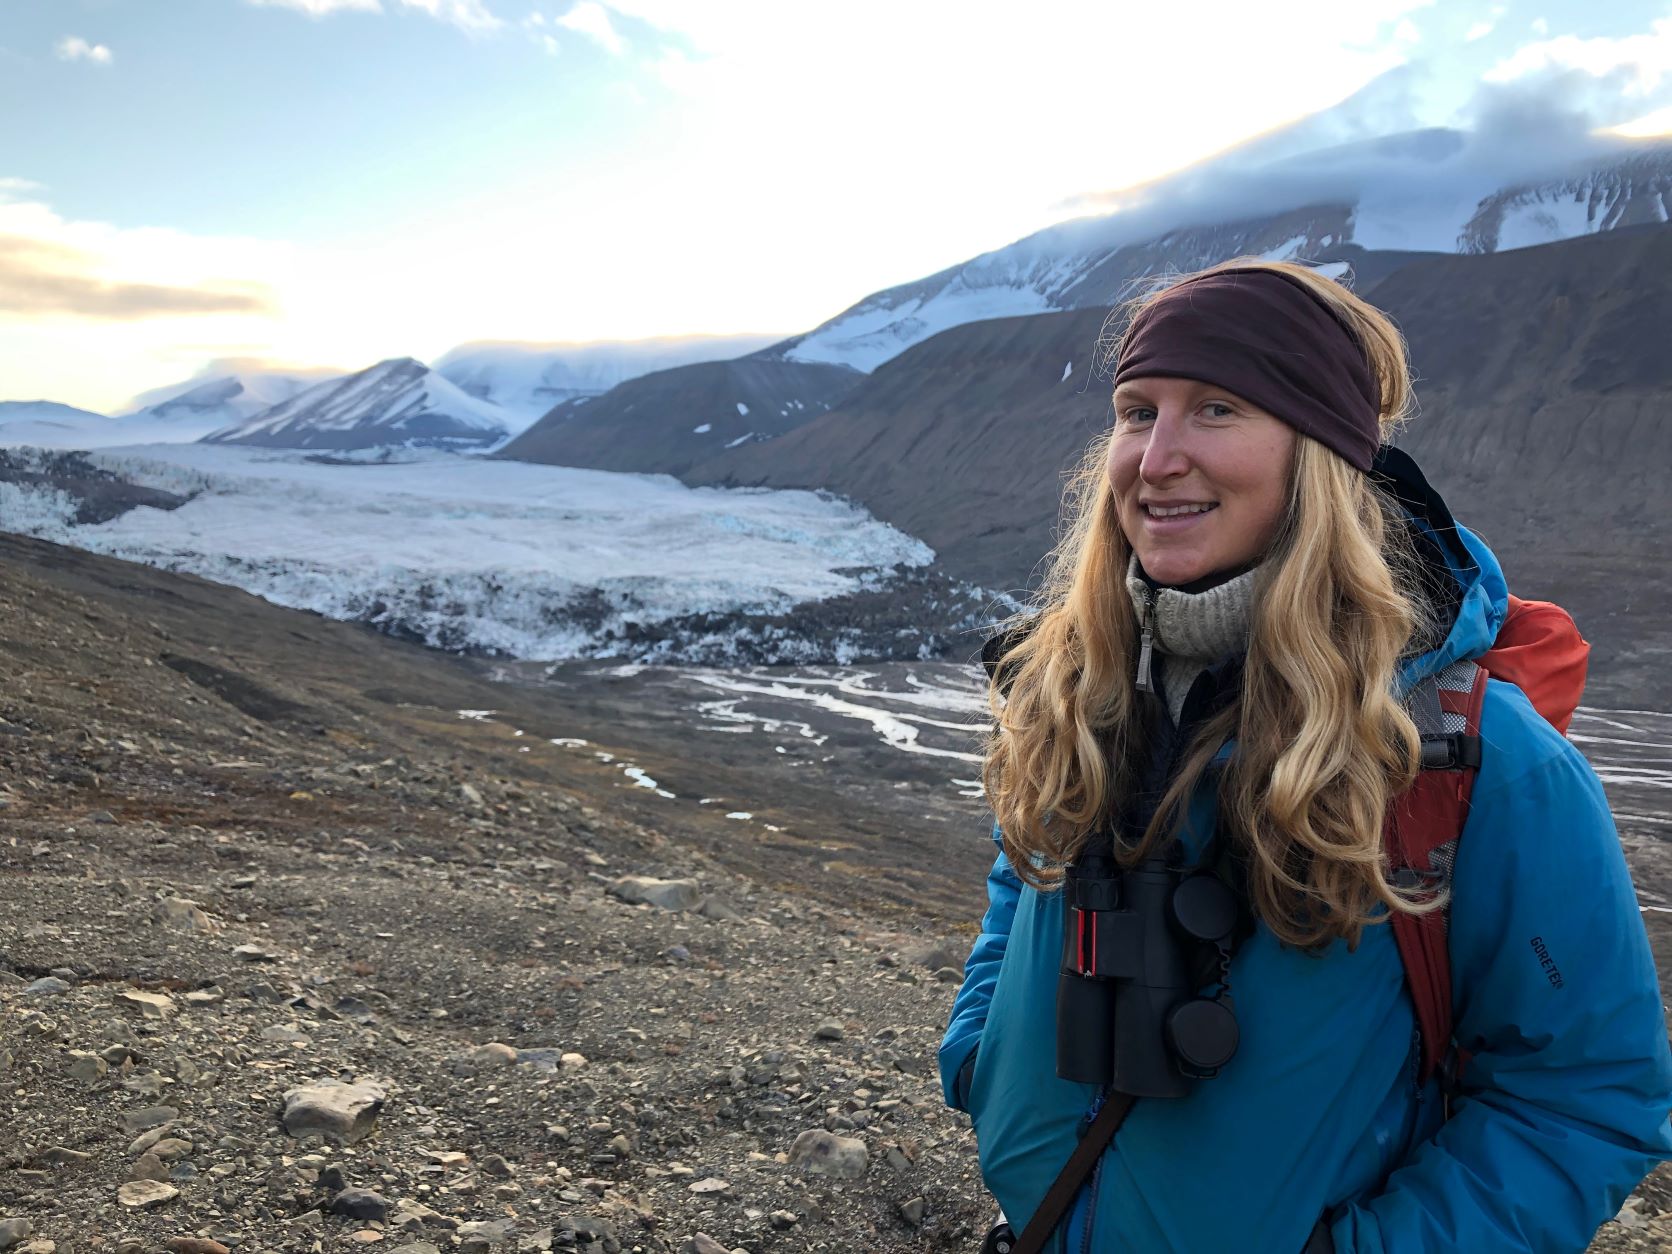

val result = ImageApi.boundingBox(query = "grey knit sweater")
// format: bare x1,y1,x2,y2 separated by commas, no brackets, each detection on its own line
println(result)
1123,555,1255,726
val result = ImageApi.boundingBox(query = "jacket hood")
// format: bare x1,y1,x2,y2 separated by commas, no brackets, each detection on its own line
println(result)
1372,445,1507,689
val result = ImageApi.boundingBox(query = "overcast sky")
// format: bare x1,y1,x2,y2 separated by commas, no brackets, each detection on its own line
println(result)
2,0,1669,411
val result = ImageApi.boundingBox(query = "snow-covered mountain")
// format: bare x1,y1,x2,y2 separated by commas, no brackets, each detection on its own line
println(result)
121,371,337,441
203,357,509,451
0,401,121,449
776,136,1672,373
436,333,784,428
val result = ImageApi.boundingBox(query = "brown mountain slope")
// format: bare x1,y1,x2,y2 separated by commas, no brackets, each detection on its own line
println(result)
688,227,1672,705
499,357,861,476
692,307,1116,593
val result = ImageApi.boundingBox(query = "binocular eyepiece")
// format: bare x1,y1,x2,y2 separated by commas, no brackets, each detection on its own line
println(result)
1057,851,1240,1097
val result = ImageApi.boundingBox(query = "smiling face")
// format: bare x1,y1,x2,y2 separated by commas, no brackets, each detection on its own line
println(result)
1107,376,1298,588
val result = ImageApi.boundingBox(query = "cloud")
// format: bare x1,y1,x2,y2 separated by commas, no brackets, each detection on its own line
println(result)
0,234,274,320
245,0,382,15
55,36,113,64
556,1,624,54
0,188,282,324
123,355,346,411
245,0,502,31
399,0,502,32
1485,16,1672,97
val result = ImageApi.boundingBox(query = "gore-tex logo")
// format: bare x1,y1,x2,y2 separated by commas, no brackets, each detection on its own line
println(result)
1531,936,1565,989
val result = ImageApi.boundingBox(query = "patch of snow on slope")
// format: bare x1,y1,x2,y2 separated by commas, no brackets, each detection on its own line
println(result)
1494,190,1602,251
0,402,122,449
736,402,749,416
787,282,1054,373
693,424,712,434
5,444,933,661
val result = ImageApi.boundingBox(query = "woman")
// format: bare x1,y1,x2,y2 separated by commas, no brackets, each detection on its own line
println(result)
938,259,1672,1253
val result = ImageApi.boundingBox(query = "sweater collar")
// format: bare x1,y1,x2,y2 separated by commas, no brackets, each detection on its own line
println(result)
1124,554,1256,662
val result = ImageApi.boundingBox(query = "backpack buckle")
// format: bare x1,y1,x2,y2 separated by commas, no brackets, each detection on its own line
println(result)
1419,733,1482,771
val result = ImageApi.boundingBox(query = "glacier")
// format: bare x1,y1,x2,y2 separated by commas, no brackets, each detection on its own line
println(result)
1,444,944,662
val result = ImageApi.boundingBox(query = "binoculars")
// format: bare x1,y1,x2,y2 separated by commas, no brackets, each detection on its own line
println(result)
1057,848,1240,1097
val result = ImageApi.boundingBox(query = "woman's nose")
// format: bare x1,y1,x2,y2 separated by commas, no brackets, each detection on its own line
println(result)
1138,412,1191,483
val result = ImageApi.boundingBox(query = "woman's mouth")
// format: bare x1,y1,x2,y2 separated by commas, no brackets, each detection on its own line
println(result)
1143,502,1219,518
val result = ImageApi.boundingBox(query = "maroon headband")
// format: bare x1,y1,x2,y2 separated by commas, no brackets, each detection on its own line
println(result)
1112,268,1382,471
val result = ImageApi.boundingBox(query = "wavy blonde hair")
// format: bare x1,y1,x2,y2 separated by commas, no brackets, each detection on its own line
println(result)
983,258,1436,950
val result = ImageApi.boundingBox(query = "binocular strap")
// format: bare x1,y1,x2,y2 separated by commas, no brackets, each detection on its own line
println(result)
1011,1090,1138,1254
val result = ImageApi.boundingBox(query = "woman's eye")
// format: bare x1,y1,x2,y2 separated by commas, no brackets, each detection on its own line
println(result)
1203,402,1235,418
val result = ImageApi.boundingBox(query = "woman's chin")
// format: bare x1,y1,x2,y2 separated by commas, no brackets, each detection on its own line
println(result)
1136,553,1213,588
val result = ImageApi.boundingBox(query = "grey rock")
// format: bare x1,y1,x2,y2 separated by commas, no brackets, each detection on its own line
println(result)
813,1020,845,1041
41,1146,92,1166
156,897,219,933
788,1129,869,1179
697,896,743,921
128,1124,175,1154
768,1211,799,1229
130,1152,170,1182
23,977,71,996
898,1195,928,1227
150,1137,193,1162
902,941,968,971
119,1105,179,1134
67,1050,107,1081
117,1179,179,1208
681,1236,728,1254
479,1153,515,1178
334,995,377,1023
330,1187,394,1221
0,1219,31,1249
449,1042,517,1075
392,1198,457,1231
280,1080,385,1143
455,1218,515,1251
115,990,176,1019
514,1047,564,1071
608,876,702,911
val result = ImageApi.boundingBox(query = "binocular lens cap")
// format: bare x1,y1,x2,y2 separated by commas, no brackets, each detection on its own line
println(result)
1165,998,1240,1071
1171,873,1239,941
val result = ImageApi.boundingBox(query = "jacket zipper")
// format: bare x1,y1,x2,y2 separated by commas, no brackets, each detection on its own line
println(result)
1079,1152,1106,1254
1135,584,1157,693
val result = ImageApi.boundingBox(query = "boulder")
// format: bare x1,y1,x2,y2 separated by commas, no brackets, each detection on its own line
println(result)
788,1129,869,1179
280,1080,385,1143
608,876,702,911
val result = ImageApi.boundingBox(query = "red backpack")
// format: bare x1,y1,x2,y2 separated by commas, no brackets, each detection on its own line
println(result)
1385,596,1591,1094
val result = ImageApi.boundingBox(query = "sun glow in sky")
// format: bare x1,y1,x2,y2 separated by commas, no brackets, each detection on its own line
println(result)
2,0,1670,411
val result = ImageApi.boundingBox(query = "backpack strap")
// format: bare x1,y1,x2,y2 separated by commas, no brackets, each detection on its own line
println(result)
1385,660,1487,1087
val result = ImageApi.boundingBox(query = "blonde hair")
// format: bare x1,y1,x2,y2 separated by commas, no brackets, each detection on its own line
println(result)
983,258,1435,950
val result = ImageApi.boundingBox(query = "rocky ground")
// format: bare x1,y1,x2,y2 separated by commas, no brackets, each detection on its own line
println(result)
1,531,1669,1252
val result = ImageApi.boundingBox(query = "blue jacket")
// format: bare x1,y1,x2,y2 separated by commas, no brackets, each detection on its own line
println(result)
939,487,1672,1252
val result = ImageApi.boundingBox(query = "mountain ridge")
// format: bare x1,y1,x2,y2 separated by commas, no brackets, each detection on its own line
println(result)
203,357,509,451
